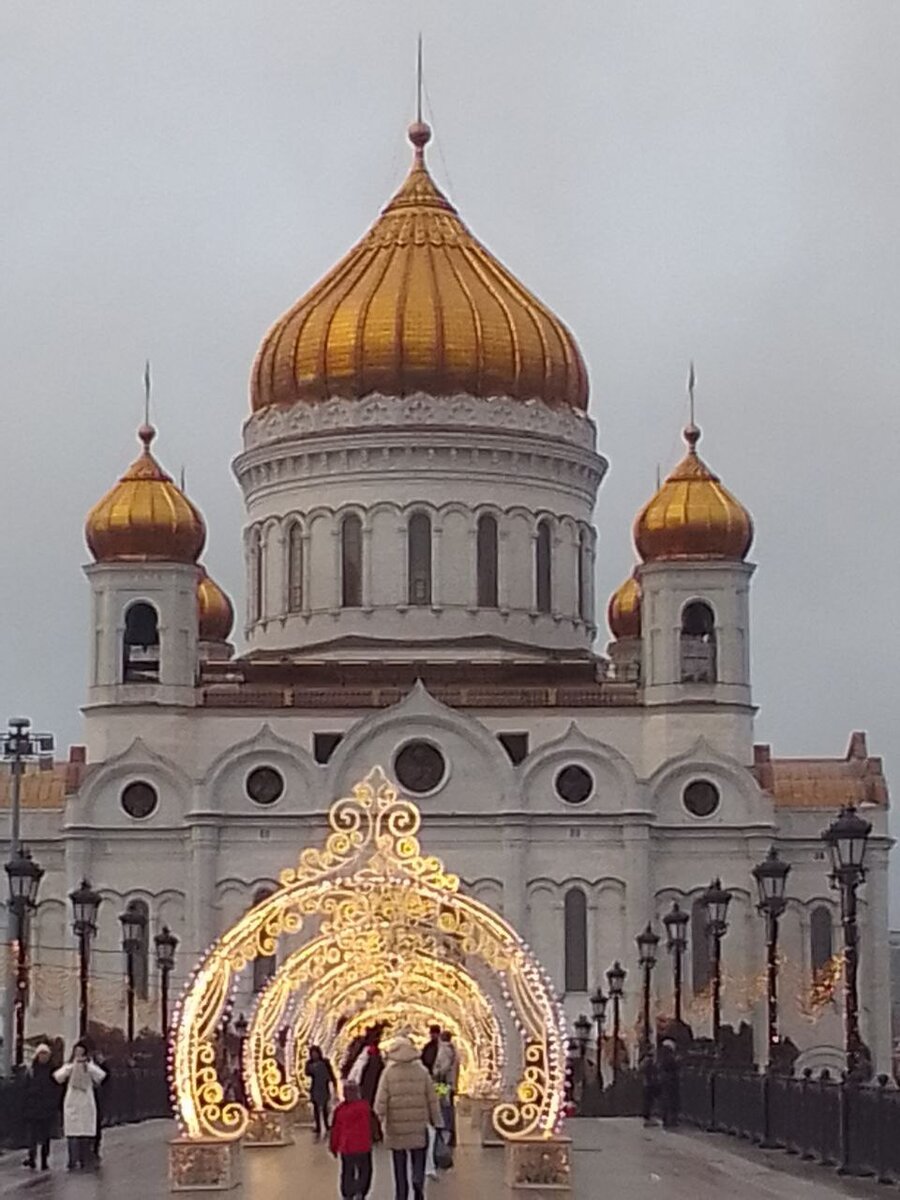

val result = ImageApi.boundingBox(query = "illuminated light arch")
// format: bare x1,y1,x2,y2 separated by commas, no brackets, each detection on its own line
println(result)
170,767,565,1142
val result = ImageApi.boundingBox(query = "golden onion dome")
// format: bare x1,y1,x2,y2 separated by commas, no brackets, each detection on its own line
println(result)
251,121,588,412
607,571,642,639
634,425,753,563
85,424,206,564
197,567,235,643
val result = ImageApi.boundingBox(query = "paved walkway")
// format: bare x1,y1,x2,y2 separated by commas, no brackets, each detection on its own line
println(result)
0,1118,889,1198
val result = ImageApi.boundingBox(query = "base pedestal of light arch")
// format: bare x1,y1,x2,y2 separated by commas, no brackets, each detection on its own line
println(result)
505,1136,573,1191
480,1105,504,1148
289,1098,314,1128
243,1109,294,1147
168,1137,242,1192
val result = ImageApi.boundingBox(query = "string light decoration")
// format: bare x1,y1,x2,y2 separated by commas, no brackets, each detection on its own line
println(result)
169,767,566,1143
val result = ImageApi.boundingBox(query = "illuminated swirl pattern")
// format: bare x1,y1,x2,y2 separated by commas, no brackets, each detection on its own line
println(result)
170,767,565,1142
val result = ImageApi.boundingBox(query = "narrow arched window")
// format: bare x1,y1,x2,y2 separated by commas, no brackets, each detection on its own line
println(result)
341,514,363,608
287,523,303,613
252,888,277,992
681,601,717,683
564,887,588,992
250,529,264,623
536,520,552,614
123,602,160,683
407,512,432,606
578,529,591,622
810,906,834,978
691,899,711,995
477,514,499,608
130,899,150,1000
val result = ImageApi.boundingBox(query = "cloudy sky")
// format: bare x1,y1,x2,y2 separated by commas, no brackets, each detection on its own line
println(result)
2,4,898,899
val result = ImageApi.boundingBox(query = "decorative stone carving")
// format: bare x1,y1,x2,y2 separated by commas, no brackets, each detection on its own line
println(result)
505,1136,572,1191
243,1108,294,1147
168,1137,241,1192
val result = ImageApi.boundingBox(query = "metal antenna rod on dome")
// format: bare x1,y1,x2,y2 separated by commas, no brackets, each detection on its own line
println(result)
143,359,152,426
687,360,696,428
417,33,424,125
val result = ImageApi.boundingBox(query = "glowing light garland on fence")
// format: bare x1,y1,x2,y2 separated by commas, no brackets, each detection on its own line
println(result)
169,767,566,1142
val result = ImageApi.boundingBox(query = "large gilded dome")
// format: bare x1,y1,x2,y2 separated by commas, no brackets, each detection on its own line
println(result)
634,425,753,563
85,424,206,565
251,122,589,412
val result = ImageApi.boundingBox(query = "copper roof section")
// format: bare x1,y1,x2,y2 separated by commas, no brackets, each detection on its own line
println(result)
0,751,87,810
753,732,888,809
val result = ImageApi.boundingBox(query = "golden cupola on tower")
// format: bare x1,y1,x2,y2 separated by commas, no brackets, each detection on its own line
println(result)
197,567,234,643
85,424,206,564
634,425,753,563
251,121,588,412
607,571,642,639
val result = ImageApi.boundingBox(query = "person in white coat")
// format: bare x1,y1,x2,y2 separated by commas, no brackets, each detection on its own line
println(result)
53,1042,106,1171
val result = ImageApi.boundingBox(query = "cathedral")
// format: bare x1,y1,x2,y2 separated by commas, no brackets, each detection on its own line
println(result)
5,116,891,1076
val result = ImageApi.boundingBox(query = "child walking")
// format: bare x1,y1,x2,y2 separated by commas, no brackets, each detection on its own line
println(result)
329,1081,373,1200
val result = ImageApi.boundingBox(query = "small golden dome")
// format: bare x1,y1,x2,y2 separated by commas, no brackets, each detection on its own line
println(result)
251,122,588,412
197,567,234,643
85,424,206,564
607,571,642,639
634,425,753,563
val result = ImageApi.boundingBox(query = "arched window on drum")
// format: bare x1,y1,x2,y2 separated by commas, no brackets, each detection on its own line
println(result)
681,600,717,683
341,514,363,608
810,905,834,980
476,514,499,608
407,512,432,606
564,887,588,993
123,602,160,683
535,520,552,615
287,522,303,613
691,898,711,995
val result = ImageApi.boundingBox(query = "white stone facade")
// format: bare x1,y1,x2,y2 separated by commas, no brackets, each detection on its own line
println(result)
2,386,892,1082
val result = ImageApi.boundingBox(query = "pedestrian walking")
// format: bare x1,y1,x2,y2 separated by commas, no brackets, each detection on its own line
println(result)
658,1039,680,1128
433,1030,459,1150
330,1081,373,1200
640,1048,659,1127
305,1044,337,1139
22,1044,59,1170
53,1042,106,1170
420,1025,441,1075
374,1035,441,1200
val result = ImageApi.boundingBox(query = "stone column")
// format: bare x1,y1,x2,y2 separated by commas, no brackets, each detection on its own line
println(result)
190,826,220,958
862,843,892,1076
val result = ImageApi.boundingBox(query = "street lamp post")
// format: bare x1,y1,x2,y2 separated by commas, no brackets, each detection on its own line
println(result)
573,1013,591,1104
120,902,148,1048
752,848,791,1064
2,719,53,1075
70,880,102,1039
701,879,732,1051
5,849,43,1068
663,901,689,1026
822,805,872,1076
154,925,178,1041
606,960,626,1084
590,986,608,1089
636,924,660,1054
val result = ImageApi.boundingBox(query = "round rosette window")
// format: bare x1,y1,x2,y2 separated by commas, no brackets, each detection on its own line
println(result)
120,781,158,820
394,741,447,795
554,764,593,805
246,766,285,806
683,779,721,818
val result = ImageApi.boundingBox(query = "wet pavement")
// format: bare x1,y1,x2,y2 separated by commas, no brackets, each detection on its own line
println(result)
0,1117,888,1198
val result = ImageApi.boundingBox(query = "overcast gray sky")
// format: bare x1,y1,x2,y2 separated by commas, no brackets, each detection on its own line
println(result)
2,3,898,904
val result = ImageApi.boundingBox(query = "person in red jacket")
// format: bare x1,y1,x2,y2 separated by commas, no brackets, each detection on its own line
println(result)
329,1081,374,1200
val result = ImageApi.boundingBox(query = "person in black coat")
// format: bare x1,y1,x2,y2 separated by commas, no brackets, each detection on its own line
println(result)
22,1045,60,1170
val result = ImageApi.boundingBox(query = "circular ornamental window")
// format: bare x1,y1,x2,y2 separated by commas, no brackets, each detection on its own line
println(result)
554,764,594,805
121,781,158,820
683,779,721,818
246,766,285,806
394,741,446,795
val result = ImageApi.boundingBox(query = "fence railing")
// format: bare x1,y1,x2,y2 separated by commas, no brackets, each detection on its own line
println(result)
679,1066,900,1185
0,1066,170,1150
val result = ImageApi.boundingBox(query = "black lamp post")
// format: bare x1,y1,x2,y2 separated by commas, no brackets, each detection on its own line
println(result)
700,878,732,1050
590,986,608,1088
636,924,660,1054
752,848,791,1064
6,848,43,1068
154,925,178,1041
120,901,148,1048
70,879,102,1038
822,805,872,1076
573,1013,591,1061
606,960,626,1083
663,901,689,1026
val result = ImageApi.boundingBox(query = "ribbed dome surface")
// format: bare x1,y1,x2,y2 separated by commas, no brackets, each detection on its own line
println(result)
197,567,234,642
251,123,588,412
607,572,642,638
634,426,753,563
85,425,206,564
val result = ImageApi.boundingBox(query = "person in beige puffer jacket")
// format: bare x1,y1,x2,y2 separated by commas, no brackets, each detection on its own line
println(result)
374,1036,442,1199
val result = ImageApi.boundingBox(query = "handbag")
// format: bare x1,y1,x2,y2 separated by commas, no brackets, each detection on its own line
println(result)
433,1131,453,1170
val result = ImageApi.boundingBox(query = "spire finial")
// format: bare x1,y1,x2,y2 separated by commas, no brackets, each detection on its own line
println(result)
684,361,700,449
138,360,156,450
687,360,696,427
408,34,432,162
656,463,661,490
179,465,186,492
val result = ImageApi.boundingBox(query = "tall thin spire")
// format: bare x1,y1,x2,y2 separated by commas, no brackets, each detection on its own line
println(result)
687,360,696,428
417,33,424,125
143,360,152,427
408,34,432,164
